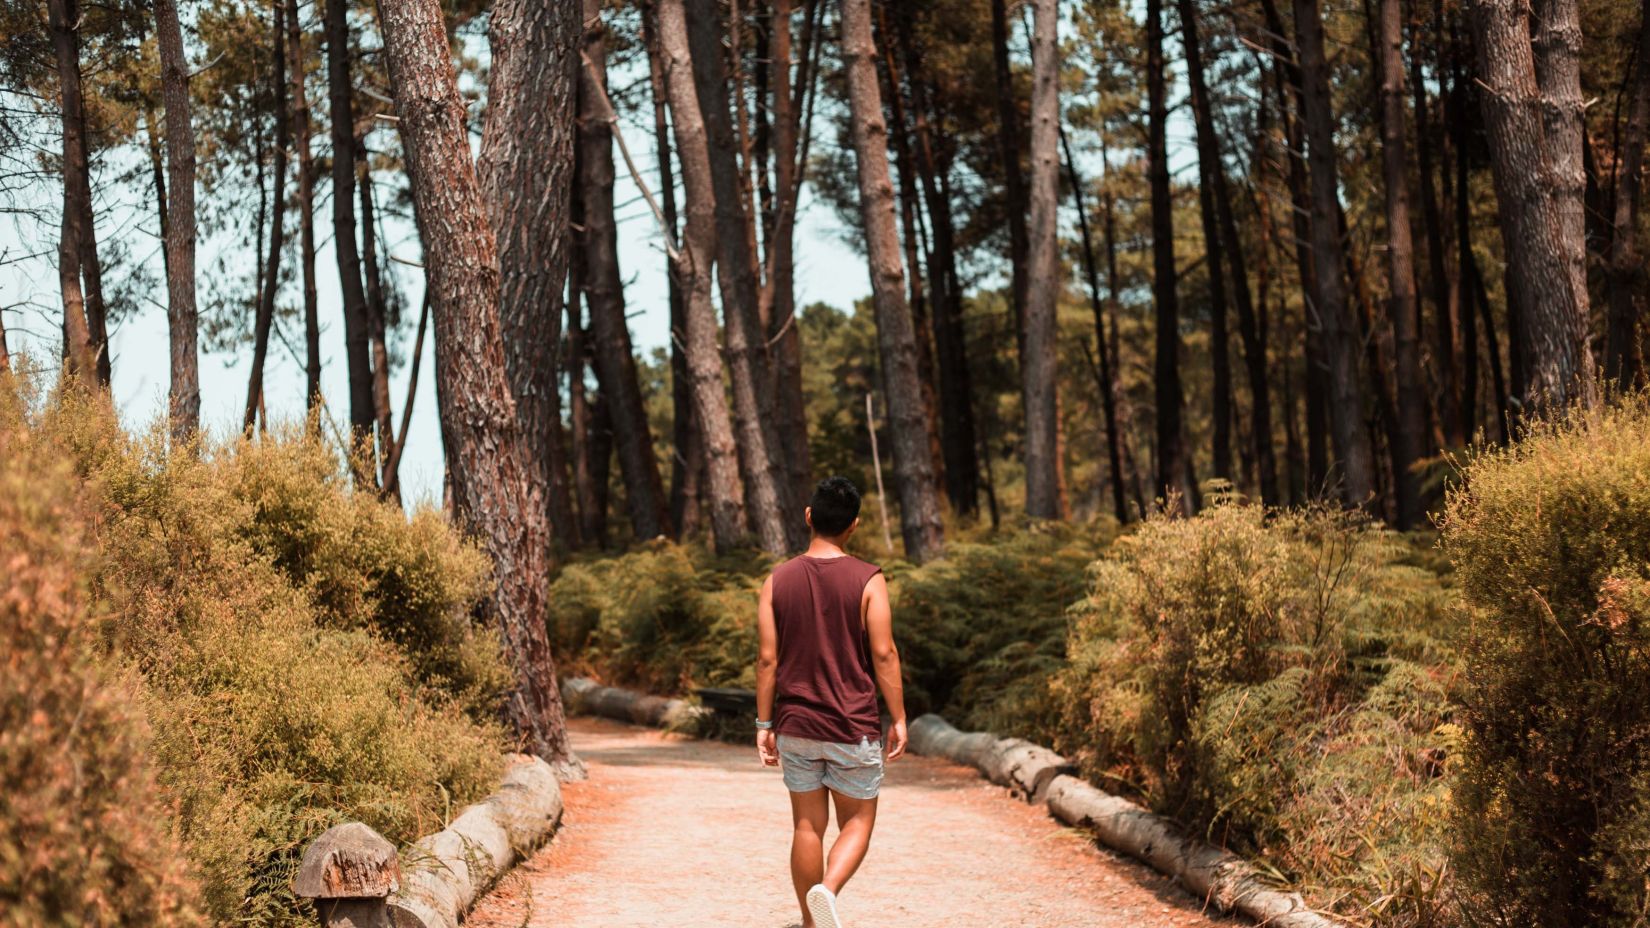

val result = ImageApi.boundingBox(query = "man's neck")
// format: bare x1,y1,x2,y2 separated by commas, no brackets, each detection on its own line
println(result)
805,536,849,559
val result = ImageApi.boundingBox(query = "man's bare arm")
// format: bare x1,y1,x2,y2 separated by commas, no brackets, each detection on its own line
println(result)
863,573,907,759
754,575,779,765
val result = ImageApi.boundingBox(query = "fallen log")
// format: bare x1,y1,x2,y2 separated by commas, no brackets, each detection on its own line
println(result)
293,754,563,928
907,714,1073,801
560,676,710,730
1045,775,1340,928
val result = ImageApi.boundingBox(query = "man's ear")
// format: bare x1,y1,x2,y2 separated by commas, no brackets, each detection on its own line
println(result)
845,516,861,537
805,506,814,529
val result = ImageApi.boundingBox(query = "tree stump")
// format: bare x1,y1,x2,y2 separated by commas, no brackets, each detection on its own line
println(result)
293,822,399,928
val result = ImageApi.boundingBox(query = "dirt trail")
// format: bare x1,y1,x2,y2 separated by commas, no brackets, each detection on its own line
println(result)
468,716,1238,928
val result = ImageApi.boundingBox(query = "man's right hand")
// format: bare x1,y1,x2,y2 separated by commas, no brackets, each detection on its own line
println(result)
757,728,779,766
885,717,908,761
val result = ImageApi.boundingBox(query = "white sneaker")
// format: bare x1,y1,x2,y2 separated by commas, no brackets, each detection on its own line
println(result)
806,883,844,928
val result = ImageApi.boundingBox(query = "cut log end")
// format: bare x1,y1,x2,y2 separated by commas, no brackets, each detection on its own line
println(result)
294,821,400,900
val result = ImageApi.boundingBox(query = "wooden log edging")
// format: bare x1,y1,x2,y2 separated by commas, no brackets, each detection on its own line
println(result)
909,713,1344,928
292,753,563,928
561,676,711,730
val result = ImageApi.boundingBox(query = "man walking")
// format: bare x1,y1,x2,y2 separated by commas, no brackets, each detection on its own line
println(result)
755,476,908,928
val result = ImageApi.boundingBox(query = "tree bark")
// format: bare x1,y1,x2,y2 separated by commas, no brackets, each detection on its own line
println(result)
578,1,671,542
288,0,322,413
324,0,376,452
1292,0,1376,508
839,0,945,563
46,0,98,383
1377,0,1425,528
642,3,705,541
1021,0,1061,519
474,0,580,548
766,0,816,513
1467,0,1596,410
1147,0,1191,513
374,0,576,771
896,3,981,518
653,0,752,553
684,0,797,555
246,0,291,433
1449,15,1482,440
989,0,1029,320
1411,7,1461,446
1605,13,1650,386
1175,0,1234,486
155,0,200,442
360,164,395,471
45,0,109,386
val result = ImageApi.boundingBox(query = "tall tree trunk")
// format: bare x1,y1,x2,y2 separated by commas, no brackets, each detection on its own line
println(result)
1412,6,1461,445
374,0,576,771
1175,0,1233,484
579,0,671,542
1021,0,1061,519
360,164,395,469
288,0,321,412
684,0,797,554
1467,0,1596,410
1449,14,1481,440
1377,0,1425,528
155,0,200,442
1147,0,1191,513
654,0,752,552
896,3,981,517
566,246,606,549
766,0,815,512
477,0,580,548
1063,128,1128,524
989,0,1029,320
643,2,704,540
839,0,945,562
46,0,98,382
324,0,376,452
246,0,290,433
1605,13,1650,386
1293,0,1377,507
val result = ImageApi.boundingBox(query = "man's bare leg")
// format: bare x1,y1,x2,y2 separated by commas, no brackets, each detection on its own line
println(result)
789,789,830,926
822,790,878,894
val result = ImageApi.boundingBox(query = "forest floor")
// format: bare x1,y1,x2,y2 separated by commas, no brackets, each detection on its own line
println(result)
467,716,1239,928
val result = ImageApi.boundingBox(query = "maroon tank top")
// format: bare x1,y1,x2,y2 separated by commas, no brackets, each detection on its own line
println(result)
771,554,884,744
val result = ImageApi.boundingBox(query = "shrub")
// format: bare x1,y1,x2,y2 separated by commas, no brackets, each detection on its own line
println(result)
1440,398,1650,926
547,540,768,692
1053,503,1457,923
6,385,509,926
893,522,1108,735
0,386,201,927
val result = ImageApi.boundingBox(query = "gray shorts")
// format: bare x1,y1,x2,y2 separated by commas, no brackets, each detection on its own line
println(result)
777,733,884,799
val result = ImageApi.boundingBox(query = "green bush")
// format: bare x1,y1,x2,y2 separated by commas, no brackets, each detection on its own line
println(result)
6,385,508,926
893,521,1108,734
1440,398,1650,926
0,386,201,927
1052,503,1457,923
547,540,769,692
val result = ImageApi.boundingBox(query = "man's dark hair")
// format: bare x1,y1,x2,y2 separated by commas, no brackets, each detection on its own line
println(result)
808,476,862,536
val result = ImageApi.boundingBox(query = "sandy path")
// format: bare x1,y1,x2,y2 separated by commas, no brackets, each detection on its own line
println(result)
468,716,1238,928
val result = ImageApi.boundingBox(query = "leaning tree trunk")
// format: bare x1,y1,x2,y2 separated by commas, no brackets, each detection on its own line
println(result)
46,0,109,387
839,0,945,562
684,0,797,555
374,0,577,772
324,0,377,453
288,0,321,413
1293,0,1376,507
1021,0,1061,520
653,0,752,553
1605,13,1650,387
46,0,98,382
1377,0,1425,528
247,0,291,433
1147,0,1191,513
359,165,396,469
578,0,671,542
1467,0,1595,410
155,0,200,442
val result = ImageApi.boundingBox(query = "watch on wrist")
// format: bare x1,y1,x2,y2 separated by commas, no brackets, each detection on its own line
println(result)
754,718,774,730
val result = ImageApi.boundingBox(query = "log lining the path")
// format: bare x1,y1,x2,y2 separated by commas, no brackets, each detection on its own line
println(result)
909,713,1343,928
